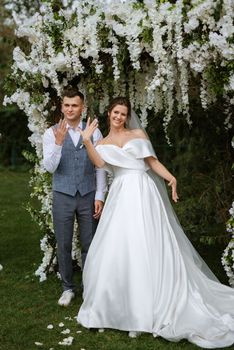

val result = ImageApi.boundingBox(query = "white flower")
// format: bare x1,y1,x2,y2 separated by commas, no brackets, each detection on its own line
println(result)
47,324,54,329
59,322,65,327
0,264,3,271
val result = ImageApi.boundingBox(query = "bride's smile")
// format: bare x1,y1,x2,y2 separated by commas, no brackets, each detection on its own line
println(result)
109,105,128,129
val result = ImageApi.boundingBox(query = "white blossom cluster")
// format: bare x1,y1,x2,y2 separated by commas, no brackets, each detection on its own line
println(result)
5,0,234,125
221,132,234,286
35,235,54,282
4,0,40,26
221,164,234,287
4,0,234,282
183,0,234,110
3,89,49,157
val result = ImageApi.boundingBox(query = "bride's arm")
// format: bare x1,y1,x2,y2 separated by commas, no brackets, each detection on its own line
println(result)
79,118,105,168
146,157,179,203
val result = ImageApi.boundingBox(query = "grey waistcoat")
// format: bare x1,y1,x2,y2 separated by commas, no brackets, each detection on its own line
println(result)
53,123,96,197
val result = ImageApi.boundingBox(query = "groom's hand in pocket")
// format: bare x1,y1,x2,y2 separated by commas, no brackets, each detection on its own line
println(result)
93,200,104,219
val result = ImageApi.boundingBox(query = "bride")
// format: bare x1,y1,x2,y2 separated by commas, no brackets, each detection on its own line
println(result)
77,96,234,348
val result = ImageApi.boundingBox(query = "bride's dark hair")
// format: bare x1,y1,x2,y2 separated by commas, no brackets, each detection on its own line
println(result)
107,96,131,119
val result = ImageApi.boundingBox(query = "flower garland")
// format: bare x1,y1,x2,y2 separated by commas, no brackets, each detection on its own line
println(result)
222,136,234,287
3,0,234,282
222,201,234,287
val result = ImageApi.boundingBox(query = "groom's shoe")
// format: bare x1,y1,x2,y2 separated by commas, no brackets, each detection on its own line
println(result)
58,290,75,306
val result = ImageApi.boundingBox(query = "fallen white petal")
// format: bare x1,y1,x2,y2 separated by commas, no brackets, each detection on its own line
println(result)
35,342,43,346
61,328,70,334
59,322,64,327
58,336,74,346
76,330,82,334
47,324,53,329
0,264,3,271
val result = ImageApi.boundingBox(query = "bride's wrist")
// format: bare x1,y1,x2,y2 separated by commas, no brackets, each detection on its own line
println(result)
169,176,176,182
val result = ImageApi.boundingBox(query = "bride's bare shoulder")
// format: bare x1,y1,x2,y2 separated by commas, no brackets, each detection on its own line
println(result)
96,136,110,146
129,128,148,139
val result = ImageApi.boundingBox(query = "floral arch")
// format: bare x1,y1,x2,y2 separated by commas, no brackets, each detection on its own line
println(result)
3,0,234,285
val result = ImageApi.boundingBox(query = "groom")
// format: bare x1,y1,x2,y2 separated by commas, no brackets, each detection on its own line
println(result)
43,87,106,306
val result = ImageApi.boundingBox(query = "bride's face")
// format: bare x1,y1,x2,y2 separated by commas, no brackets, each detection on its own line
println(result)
108,104,128,129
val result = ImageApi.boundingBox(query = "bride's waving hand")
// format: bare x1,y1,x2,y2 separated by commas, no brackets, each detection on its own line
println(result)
78,117,105,168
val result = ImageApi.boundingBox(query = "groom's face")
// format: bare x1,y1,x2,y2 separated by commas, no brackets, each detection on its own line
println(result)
62,96,84,123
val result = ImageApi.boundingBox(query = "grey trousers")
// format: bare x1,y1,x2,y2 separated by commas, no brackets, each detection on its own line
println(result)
52,190,97,292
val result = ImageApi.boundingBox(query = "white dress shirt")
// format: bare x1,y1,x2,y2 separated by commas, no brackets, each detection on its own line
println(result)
43,121,107,202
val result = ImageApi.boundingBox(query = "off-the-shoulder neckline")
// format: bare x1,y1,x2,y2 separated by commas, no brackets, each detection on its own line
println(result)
96,138,150,149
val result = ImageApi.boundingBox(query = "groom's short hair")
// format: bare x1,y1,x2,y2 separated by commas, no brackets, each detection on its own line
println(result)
62,87,84,102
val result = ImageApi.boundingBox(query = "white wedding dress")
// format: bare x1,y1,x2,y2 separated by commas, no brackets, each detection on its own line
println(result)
77,138,234,348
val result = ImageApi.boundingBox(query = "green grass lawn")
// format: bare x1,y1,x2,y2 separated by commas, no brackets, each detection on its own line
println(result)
0,169,232,350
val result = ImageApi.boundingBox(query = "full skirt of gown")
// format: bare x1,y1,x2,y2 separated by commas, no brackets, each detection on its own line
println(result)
77,139,234,349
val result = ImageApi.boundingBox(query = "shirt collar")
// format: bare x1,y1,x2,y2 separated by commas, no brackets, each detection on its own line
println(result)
66,121,82,131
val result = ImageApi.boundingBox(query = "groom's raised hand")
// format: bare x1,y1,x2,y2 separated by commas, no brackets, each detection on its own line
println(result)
53,119,68,145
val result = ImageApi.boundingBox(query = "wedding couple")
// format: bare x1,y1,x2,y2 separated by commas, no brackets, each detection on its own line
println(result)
43,88,234,349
